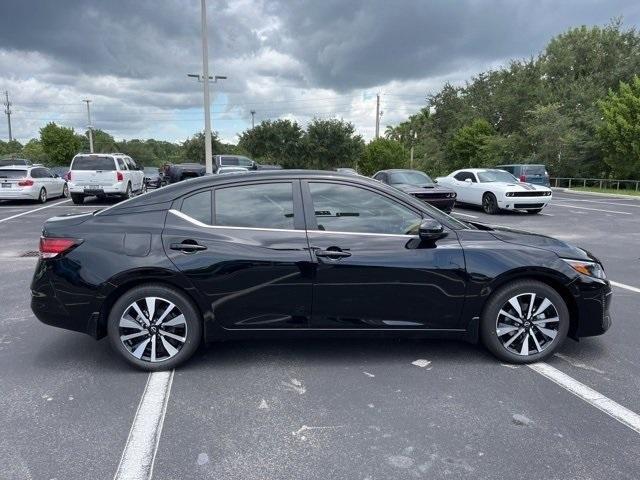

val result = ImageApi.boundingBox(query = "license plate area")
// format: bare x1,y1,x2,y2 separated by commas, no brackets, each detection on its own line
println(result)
1,183,11,188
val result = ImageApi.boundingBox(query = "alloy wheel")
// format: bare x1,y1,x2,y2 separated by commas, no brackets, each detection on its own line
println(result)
495,292,560,356
40,188,47,203
118,296,188,363
62,184,69,198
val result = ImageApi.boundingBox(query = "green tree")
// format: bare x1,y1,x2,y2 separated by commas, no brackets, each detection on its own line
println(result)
0,139,23,157
598,76,640,178
303,118,364,170
79,129,118,153
20,139,49,164
180,131,223,164
446,119,496,169
238,119,304,167
39,123,81,166
359,138,407,176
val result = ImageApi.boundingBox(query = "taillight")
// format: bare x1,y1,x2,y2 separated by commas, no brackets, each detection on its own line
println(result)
64,171,71,181
18,179,34,186
519,175,526,182
116,171,124,182
39,237,81,259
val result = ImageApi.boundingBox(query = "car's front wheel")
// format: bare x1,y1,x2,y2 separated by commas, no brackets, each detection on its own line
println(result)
480,280,569,363
482,192,499,214
107,284,202,370
62,183,69,198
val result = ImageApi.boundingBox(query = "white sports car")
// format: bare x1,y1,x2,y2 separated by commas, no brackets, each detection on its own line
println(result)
436,168,552,214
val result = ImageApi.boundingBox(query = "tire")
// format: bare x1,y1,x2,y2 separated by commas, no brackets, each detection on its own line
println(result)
107,284,202,371
37,187,47,204
482,192,499,214
527,209,543,214
122,182,132,200
71,193,85,205
62,183,69,198
480,280,569,363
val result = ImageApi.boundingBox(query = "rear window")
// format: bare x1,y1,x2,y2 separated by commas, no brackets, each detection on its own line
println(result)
0,169,28,179
523,165,546,175
71,155,116,171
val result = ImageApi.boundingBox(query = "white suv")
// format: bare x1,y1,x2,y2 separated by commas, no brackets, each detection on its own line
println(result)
68,153,145,205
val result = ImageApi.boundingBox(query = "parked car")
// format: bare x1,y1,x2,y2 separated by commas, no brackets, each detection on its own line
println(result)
216,166,249,174
31,170,610,370
144,166,164,189
336,167,358,175
0,165,68,203
373,169,456,213
0,158,33,167
162,162,206,184
68,153,145,204
495,164,550,187
436,168,552,214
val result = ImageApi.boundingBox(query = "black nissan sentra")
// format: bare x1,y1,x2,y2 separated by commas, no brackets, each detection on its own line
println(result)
30,170,611,370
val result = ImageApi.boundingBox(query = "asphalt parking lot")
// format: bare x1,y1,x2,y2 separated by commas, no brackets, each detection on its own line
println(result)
1,190,639,479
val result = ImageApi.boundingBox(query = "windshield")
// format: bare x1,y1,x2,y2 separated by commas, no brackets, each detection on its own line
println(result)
477,170,518,183
71,155,116,171
389,171,434,186
0,169,28,179
0,159,29,166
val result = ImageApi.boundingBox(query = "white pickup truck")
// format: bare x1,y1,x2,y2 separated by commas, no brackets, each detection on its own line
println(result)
67,153,145,204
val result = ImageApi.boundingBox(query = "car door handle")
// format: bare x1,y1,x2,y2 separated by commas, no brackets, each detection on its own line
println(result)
170,241,207,252
314,248,351,259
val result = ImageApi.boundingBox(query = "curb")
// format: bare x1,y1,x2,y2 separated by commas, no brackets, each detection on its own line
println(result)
551,187,640,200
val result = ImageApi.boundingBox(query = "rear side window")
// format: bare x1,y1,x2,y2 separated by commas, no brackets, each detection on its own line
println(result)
215,183,294,229
0,169,27,179
220,156,239,166
72,156,116,171
181,190,212,225
523,165,546,175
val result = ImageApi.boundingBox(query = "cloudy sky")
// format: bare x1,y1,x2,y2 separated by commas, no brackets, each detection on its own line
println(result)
1,0,639,144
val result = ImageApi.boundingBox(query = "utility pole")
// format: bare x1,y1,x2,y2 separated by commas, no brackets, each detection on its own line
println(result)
250,110,256,129
375,93,380,139
200,0,213,174
82,99,94,153
3,91,12,142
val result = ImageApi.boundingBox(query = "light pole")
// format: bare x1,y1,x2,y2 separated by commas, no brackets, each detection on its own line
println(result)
82,99,94,153
250,110,256,129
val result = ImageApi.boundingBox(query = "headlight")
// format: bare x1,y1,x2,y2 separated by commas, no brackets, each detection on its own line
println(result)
562,259,606,279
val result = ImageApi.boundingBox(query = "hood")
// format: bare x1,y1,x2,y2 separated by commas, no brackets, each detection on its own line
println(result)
394,183,453,194
471,222,596,262
500,182,549,191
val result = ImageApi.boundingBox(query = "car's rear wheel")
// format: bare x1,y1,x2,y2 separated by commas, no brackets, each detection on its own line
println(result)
527,209,543,214
107,284,202,370
482,192,499,214
480,280,569,363
71,193,84,205
38,187,47,204
122,182,132,200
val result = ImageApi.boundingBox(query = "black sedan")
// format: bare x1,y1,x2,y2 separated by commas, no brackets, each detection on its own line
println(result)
143,166,164,189
31,170,611,370
372,169,457,213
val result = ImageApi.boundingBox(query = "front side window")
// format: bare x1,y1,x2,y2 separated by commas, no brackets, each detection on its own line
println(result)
215,183,294,229
181,190,212,224
309,182,421,235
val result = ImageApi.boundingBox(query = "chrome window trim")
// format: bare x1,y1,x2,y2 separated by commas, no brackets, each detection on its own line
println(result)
169,209,418,238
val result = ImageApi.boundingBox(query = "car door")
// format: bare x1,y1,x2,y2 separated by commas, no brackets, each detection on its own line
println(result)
465,172,485,205
43,168,63,196
302,180,467,330
452,171,472,203
163,180,313,329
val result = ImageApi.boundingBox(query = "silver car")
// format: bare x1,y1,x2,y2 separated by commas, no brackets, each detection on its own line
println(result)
0,165,69,203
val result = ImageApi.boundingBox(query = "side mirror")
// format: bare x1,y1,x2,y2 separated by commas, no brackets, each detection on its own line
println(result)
419,219,448,242
464,178,472,184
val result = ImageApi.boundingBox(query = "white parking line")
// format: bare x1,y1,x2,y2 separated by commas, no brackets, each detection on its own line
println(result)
554,198,640,208
529,362,640,434
452,212,479,219
610,281,640,294
113,370,174,480
0,199,71,223
550,204,632,215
